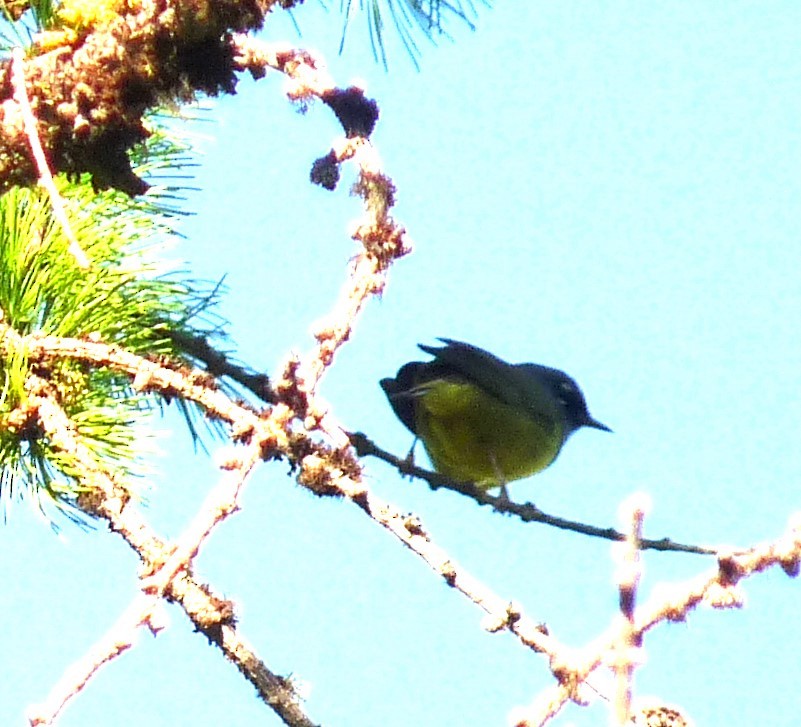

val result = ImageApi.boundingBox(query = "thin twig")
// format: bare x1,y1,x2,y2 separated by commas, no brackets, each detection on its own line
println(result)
294,451,568,658
166,329,276,403
235,37,412,449
13,330,265,427
349,432,720,555
611,495,648,725
27,593,165,725
24,377,316,727
514,515,801,725
11,47,89,268
140,443,264,596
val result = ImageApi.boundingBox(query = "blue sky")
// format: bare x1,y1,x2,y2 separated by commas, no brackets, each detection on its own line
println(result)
3,2,801,726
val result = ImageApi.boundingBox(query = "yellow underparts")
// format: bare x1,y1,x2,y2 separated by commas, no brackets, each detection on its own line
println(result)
415,380,562,489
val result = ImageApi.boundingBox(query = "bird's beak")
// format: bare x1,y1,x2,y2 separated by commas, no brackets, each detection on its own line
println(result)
586,417,613,433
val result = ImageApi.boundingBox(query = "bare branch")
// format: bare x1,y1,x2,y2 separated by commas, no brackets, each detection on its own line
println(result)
22,376,316,727
140,444,263,597
513,515,801,725
349,432,720,555
166,329,276,404
611,495,648,725
11,330,265,427
27,593,165,725
294,451,568,658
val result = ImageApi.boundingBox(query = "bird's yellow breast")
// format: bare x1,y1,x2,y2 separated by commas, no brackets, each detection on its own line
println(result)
415,380,563,489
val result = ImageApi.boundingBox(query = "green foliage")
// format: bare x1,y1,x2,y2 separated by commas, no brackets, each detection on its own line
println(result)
0,0,57,49
27,0,58,29
0,161,222,526
339,0,484,68
0,0,485,68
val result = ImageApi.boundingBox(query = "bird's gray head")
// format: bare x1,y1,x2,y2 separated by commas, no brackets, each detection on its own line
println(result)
515,363,611,439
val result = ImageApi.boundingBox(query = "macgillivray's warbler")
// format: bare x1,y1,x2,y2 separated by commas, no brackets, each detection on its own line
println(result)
380,338,611,490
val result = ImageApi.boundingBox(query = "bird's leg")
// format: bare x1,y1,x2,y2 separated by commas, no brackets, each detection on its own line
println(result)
398,437,419,478
496,482,511,503
489,453,511,503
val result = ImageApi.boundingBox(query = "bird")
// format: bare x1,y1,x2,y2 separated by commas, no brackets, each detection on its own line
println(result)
379,338,611,491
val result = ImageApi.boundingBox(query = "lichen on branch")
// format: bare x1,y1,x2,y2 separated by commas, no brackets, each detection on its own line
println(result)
0,0,300,195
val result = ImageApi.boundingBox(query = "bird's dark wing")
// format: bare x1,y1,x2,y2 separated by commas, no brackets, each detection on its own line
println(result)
379,361,426,434
418,338,529,410
379,346,481,434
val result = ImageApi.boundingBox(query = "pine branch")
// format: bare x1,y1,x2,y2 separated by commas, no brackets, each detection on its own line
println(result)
23,374,316,727
0,0,299,195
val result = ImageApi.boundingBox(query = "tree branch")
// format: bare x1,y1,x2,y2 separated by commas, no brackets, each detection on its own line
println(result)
349,432,720,555
0,0,298,195
23,375,316,727
512,514,801,725
166,328,276,404
15,332,574,661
